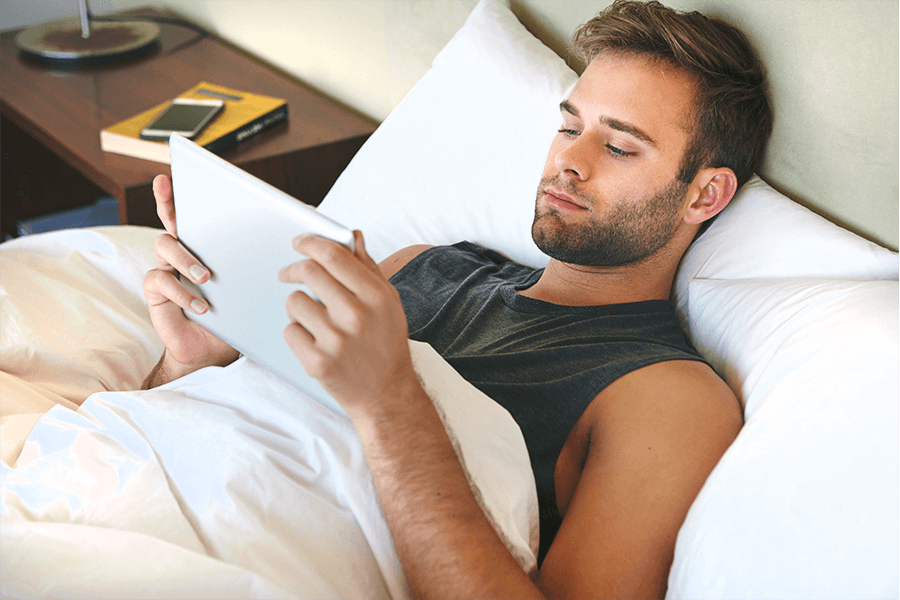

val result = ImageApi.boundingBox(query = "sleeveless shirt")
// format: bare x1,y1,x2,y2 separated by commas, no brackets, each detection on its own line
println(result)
389,242,705,563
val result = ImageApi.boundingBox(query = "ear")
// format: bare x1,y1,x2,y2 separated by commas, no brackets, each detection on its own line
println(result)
683,167,738,225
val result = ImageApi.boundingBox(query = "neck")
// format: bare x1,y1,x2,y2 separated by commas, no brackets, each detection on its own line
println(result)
520,231,690,307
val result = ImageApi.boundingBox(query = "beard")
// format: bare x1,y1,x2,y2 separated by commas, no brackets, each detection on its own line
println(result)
531,175,689,267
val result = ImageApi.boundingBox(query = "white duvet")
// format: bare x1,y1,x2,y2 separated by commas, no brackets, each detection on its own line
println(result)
0,228,538,600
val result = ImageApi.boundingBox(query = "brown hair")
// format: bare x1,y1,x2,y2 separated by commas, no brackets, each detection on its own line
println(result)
572,0,772,188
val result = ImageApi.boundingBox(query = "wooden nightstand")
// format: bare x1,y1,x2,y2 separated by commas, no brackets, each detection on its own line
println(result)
0,8,376,237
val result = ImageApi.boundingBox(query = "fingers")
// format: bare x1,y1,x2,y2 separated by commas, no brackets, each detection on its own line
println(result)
150,175,209,294
283,321,315,363
284,287,338,343
351,230,379,271
153,232,210,284
149,232,210,317
278,230,414,407
280,231,380,300
279,230,388,352
144,267,209,315
281,259,372,349
279,257,353,310
153,174,177,237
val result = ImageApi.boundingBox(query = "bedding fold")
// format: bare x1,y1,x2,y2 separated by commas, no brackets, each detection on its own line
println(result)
1,341,538,600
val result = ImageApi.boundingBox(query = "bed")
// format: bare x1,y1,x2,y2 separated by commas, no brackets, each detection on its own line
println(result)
2,0,898,598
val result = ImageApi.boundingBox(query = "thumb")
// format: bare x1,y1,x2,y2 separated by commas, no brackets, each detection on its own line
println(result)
353,230,378,271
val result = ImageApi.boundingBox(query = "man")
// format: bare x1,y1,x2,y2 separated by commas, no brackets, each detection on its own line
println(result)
144,1,771,597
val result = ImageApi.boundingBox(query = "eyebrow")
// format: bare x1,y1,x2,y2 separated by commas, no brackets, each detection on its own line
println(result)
560,100,658,148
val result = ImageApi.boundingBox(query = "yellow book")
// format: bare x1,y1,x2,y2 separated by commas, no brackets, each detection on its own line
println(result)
100,82,288,164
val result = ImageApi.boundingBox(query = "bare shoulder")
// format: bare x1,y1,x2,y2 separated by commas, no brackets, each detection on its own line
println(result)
590,360,743,478
596,359,742,445
538,361,741,598
377,244,434,279
601,359,740,415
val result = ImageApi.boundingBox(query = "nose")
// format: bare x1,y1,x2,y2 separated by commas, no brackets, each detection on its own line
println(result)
553,135,592,181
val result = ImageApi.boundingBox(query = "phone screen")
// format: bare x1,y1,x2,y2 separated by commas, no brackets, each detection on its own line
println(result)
147,103,221,133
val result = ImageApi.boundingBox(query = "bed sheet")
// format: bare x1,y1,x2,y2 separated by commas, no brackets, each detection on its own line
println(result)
0,228,538,599
1,342,538,599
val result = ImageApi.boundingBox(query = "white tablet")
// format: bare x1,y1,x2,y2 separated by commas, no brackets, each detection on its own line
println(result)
169,133,354,415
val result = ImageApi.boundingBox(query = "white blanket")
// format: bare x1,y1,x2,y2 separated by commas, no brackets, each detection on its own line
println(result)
1,341,538,599
0,227,537,598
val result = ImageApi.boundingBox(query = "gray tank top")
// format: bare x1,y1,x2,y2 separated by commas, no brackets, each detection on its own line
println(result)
391,242,705,563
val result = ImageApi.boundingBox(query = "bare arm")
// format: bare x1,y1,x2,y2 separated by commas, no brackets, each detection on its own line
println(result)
280,232,543,597
361,359,739,599
355,375,545,599
377,243,432,279
539,361,742,598
278,232,741,599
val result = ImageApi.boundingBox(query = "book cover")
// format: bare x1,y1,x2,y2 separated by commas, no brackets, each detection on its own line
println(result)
100,82,288,164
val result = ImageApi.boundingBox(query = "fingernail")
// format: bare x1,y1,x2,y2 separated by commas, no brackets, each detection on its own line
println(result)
189,264,208,281
293,234,311,250
190,299,207,314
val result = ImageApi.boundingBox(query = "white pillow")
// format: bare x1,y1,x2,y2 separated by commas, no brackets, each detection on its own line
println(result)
319,0,898,292
320,0,898,286
668,278,899,599
674,176,898,317
318,0,574,267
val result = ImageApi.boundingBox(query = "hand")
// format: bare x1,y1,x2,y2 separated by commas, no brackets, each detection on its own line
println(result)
278,231,417,419
281,234,544,600
143,175,239,384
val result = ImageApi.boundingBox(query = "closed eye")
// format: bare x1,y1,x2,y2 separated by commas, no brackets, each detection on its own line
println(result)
606,144,637,158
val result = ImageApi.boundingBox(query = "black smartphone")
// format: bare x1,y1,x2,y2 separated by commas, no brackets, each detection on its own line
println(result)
139,98,225,142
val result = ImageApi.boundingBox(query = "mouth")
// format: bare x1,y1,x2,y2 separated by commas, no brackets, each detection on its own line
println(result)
542,187,587,212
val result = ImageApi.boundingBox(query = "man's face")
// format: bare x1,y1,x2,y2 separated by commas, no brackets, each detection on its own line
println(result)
532,53,697,267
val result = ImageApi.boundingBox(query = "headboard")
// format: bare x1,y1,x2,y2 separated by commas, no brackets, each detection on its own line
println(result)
4,0,896,249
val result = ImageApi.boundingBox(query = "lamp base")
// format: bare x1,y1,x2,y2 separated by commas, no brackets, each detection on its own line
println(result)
15,17,161,67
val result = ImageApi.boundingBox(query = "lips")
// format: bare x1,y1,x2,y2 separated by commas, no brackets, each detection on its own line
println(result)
543,187,587,211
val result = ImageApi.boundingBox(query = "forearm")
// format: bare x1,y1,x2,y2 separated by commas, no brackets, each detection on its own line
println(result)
279,232,542,596
352,378,544,600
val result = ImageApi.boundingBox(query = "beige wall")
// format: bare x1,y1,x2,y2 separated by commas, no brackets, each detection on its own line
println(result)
7,0,896,249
